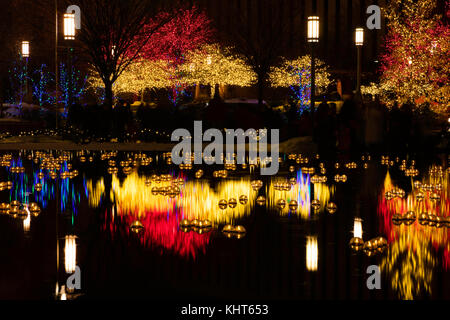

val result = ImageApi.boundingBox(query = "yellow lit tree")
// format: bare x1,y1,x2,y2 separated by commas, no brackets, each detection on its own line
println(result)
89,58,176,98
269,56,332,112
181,44,256,97
379,0,450,115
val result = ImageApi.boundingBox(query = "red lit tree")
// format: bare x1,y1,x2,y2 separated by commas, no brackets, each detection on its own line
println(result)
78,0,175,109
138,6,214,105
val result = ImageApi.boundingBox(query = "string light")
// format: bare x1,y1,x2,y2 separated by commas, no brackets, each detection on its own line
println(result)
58,62,87,115
379,0,450,115
181,44,256,88
269,56,331,112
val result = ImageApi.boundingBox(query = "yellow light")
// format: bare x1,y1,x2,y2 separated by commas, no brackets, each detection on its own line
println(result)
89,43,256,95
269,55,331,91
267,175,334,220
355,28,364,46
21,41,30,58
64,235,77,274
183,44,256,88
307,16,320,42
64,13,76,40
353,217,363,239
87,171,257,226
378,0,449,115
306,236,318,271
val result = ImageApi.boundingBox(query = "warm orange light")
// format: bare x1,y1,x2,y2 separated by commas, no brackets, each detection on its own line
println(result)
307,16,320,42
64,235,77,273
306,236,318,271
21,41,30,58
64,13,76,40
355,28,364,46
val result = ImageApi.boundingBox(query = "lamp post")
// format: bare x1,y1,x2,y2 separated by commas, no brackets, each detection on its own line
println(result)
307,16,319,114
64,13,76,110
21,41,30,112
64,13,76,40
355,28,364,94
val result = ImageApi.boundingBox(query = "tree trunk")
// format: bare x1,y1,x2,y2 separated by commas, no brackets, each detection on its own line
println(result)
194,82,200,101
257,75,265,108
104,80,113,109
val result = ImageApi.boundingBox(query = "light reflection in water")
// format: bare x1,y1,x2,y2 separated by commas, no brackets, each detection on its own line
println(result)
88,171,258,258
306,236,318,271
6,155,85,218
378,169,449,300
64,235,77,274
89,171,257,225
353,218,363,239
23,207,31,233
267,170,334,219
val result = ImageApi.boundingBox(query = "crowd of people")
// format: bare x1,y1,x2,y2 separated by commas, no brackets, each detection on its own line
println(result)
308,95,444,159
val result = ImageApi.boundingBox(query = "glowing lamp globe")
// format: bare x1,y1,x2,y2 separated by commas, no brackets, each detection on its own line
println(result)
307,16,320,43
64,13,76,40
355,28,364,46
21,41,30,58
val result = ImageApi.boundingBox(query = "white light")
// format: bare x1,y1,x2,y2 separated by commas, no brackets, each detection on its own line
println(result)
431,41,437,53
21,41,30,58
307,16,320,42
64,13,76,40
23,207,31,233
206,55,212,65
60,285,67,300
306,236,318,271
408,57,412,65
353,218,363,239
64,235,77,273
355,28,364,46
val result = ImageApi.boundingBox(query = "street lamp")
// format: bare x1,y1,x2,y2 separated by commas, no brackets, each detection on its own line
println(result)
64,13,76,40
21,41,30,58
307,16,320,43
355,28,364,93
21,41,30,111
307,16,319,117
64,13,76,109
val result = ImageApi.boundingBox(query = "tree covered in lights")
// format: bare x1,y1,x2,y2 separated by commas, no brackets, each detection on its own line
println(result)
58,62,87,116
269,56,332,113
7,58,28,115
89,59,173,97
77,0,175,109
139,6,214,105
31,64,54,108
181,43,256,97
379,0,450,115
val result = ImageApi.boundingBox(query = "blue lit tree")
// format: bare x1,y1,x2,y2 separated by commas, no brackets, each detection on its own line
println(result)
31,64,54,108
7,58,28,115
58,62,87,117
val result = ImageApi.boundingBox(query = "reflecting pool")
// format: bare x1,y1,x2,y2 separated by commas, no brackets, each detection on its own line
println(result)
0,151,448,300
